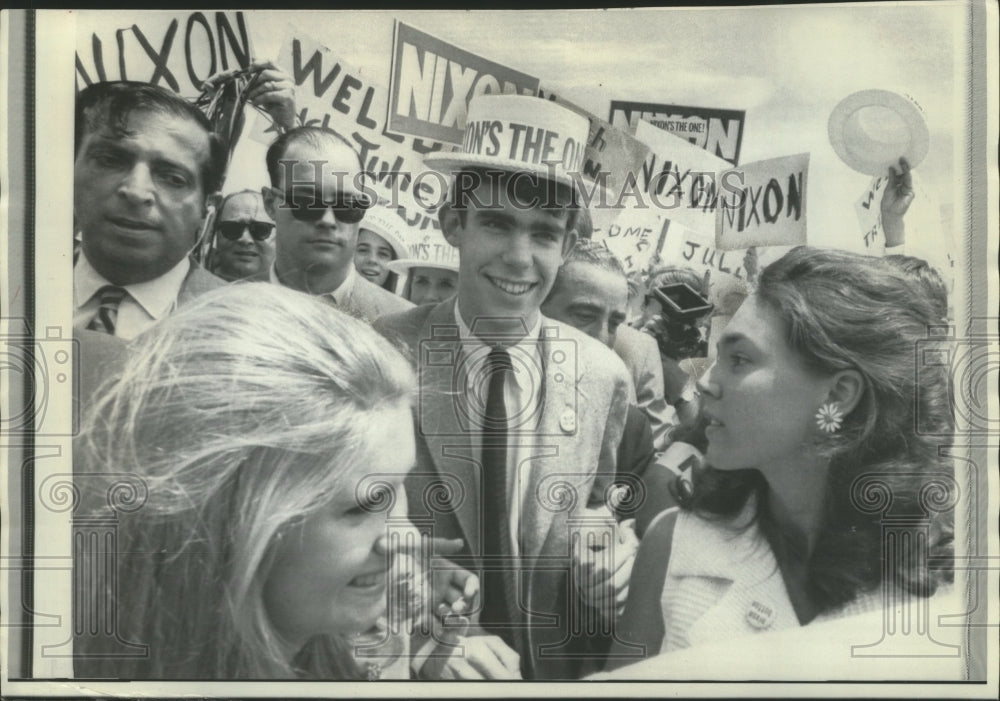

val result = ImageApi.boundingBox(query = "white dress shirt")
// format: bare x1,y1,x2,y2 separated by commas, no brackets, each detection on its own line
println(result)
74,253,190,340
454,301,544,557
269,261,357,303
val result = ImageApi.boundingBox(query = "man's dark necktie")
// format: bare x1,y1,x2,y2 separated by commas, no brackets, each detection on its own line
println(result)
480,346,517,648
86,286,127,336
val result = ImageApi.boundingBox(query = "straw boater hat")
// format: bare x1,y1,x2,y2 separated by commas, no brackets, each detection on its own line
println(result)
387,230,459,277
423,94,590,191
358,203,409,260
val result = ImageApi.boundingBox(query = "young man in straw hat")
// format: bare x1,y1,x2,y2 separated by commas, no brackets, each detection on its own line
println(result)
375,95,635,680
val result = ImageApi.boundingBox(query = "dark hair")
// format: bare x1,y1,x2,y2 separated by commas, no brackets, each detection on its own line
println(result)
563,239,625,276
572,205,594,240
547,240,626,304
449,167,580,233
883,254,949,321
266,126,363,188
686,246,955,615
75,81,227,195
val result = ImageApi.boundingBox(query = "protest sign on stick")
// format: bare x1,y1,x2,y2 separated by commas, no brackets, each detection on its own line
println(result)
633,120,732,239
716,153,809,250
387,21,539,144
75,11,253,96
248,29,448,234
592,206,666,276
544,93,651,201
855,173,890,254
610,100,746,165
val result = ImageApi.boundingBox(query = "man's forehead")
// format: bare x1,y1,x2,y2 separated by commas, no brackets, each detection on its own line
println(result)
277,139,360,182
466,177,571,221
85,106,209,145
221,193,266,220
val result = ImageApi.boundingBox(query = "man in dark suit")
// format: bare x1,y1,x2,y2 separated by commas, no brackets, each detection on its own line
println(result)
375,95,633,680
73,81,227,340
541,241,686,537
262,127,412,323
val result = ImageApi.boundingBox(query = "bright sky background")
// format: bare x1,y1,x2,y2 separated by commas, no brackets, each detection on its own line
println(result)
75,4,970,255
242,4,968,254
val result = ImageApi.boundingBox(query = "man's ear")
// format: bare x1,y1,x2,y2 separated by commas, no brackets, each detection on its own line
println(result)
561,229,579,262
262,186,279,220
825,369,865,417
439,203,462,248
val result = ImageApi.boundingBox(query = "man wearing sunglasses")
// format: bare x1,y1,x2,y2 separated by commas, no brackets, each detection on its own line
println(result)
262,126,412,322
211,190,276,282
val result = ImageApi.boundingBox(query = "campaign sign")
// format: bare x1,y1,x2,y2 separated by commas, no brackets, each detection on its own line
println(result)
633,120,732,239
249,30,447,234
387,22,539,144
75,11,253,96
542,93,651,202
592,206,666,275
610,100,746,165
855,174,889,254
716,153,809,250
654,218,753,313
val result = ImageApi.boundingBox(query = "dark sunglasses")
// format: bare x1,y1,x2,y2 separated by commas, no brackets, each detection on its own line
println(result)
277,188,370,225
218,220,275,242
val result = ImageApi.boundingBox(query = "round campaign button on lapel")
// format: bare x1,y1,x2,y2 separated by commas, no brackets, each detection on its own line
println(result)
559,409,576,433
746,600,775,630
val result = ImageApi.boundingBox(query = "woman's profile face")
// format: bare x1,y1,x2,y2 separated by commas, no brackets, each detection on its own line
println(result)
262,404,415,645
408,266,458,305
697,295,834,474
354,229,395,287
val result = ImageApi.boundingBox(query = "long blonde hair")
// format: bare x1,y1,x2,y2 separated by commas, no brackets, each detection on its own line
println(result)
76,283,415,678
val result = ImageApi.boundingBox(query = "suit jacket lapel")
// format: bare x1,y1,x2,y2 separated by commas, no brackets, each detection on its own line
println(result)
521,317,586,559
416,303,481,554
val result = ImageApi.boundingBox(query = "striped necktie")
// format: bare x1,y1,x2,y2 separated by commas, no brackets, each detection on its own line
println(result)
86,285,127,336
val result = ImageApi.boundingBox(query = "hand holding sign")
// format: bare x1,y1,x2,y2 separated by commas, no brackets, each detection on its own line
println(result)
881,157,915,247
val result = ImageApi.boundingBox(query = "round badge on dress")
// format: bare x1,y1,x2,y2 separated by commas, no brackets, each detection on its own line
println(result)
746,600,775,630
559,409,576,433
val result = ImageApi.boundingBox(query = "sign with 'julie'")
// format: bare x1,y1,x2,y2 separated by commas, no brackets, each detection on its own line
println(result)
387,21,540,144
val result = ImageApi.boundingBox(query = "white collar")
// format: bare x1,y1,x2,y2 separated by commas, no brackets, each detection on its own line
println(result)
453,299,544,397
452,298,543,348
74,252,190,320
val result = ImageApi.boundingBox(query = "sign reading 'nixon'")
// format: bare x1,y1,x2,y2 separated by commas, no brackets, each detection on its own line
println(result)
387,21,540,144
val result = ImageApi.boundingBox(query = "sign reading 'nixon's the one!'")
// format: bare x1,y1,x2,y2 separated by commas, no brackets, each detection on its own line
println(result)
461,120,584,172
387,21,540,144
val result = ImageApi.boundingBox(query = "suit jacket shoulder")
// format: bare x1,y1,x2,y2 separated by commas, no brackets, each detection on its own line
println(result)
613,324,675,451
613,325,660,383
545,316,633,392
177,263,227,307
345,277,414,323
372,301,440,362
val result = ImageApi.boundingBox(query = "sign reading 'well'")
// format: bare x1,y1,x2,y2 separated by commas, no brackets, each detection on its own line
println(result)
388,22,540,144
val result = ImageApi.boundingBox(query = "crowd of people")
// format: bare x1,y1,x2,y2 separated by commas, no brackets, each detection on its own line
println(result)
70,63,955,681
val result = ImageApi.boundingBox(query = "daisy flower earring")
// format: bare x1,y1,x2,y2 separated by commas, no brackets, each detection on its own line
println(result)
815,403,844,433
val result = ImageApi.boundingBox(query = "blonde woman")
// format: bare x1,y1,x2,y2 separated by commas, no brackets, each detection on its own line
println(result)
75,284,421,679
